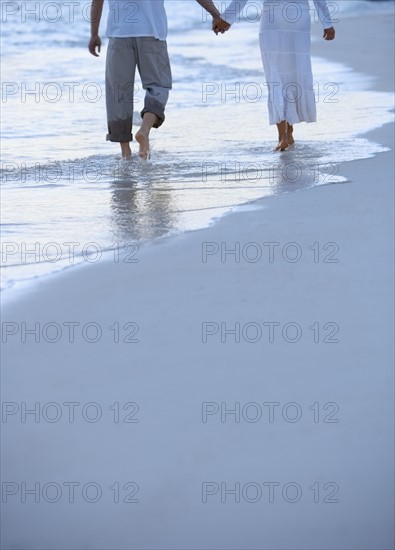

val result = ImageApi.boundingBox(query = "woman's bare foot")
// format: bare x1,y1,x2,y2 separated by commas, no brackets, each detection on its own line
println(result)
120,142,132,160
275,138,289,151
275,121,289,151
135,130,151,160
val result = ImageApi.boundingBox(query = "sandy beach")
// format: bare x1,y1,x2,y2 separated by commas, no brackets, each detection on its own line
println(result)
1,11,394,550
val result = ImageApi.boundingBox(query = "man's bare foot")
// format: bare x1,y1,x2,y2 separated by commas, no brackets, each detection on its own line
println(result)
120,142,132,160
135,130,151,160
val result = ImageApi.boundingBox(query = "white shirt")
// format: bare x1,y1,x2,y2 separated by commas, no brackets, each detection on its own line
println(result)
223,0,334,28
106,0,168,40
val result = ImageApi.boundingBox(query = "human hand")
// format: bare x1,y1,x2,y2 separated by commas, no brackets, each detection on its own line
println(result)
212,17,231,35
323,27,335,41
89,35,102,56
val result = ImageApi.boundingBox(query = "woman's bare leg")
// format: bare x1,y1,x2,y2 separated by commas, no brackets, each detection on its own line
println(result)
275,121,289,151
287,124,295,146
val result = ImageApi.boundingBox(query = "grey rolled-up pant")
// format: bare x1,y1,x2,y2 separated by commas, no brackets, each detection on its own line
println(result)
105,37,172,143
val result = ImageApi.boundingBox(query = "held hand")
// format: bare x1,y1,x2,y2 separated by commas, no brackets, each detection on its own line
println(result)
89,35,102,56
212,17,231,35
323,27,335,41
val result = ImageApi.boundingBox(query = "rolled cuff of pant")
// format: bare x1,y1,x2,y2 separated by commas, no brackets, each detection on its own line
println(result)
106,133,133,143
141,98,165,128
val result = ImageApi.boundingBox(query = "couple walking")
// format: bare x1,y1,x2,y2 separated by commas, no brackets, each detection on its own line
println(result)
89,0,335,159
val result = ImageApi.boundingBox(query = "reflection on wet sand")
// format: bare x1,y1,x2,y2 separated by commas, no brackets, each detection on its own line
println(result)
108,149,344,245
0,146,350,290
110,171,175,242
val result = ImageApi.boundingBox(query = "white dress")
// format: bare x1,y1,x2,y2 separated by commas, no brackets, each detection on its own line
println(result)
222,0,334,125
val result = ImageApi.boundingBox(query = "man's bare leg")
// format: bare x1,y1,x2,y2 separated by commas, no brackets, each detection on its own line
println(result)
120,142,132,160
275,121,289,151
135,112,158,160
